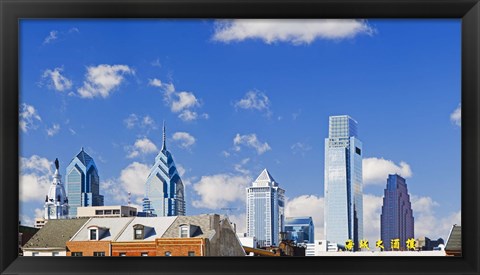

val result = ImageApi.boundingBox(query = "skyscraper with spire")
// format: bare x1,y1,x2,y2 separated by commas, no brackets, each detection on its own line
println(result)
324,115,363,250
44,158,69,219
246,169,285,248
143,122,185,216
65,148,104,217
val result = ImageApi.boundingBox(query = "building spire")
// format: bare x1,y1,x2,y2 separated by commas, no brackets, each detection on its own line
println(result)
162,120,166,151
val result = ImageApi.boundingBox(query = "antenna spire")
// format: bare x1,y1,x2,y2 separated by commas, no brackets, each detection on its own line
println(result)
162,120,166,151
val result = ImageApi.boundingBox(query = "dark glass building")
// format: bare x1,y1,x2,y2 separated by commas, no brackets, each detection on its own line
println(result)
380,174,414,250
284,216,314,245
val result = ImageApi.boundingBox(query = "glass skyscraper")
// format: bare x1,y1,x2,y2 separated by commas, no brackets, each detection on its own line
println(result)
246,169,285,248
284,216,314,244
65,148,104,217
143,123,185,216
381,174,414,250
324,115,363,250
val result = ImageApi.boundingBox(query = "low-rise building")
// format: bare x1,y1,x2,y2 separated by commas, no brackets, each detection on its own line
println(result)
416,236,445,251
22,218,89,256
18,225,40,256
76,205,137,218
445,224,461,256
65,214,245,256
34,218,47,229
66,217,135,256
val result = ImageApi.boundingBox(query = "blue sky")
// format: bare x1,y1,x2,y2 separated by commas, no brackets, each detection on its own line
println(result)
19,19,461,243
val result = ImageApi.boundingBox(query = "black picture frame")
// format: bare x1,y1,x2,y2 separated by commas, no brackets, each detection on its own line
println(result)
1,0,479,274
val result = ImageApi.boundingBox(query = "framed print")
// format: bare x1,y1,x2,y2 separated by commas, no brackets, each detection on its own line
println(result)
1,0,479,274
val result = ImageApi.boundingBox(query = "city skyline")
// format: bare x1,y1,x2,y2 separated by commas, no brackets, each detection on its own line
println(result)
19,19,461,244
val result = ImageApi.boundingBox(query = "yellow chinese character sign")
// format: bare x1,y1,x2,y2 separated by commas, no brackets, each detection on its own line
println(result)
359,239,369,250
406,238,416,250
345,239,354,251
391,238,400,250
376,240,384,251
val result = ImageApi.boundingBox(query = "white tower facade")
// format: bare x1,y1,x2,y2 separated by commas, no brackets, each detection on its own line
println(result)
44,158,69,219
246,169,285,248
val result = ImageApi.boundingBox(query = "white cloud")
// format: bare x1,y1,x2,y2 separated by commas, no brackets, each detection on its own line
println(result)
19,155,52,203
213,19,374,45
77,64,133,98
362,194,384,243
291,142,312,155
234,90,271,114
43,30,58,44
123,114,157,130
285,195,324,239
126,137,158,158
172,132,196,149
102,162,150,205
450,104,461,127
119,162,150,196
411,196,461,240
42,28,79,45
234,158,250,175
46,123,61,137
19,208,44,227
192,174,252,209
149,78,207,121
42,67,72,92
233,133,271,155
172,91,199,112
19,103,42,133
151,58,162,67
363,157,412,185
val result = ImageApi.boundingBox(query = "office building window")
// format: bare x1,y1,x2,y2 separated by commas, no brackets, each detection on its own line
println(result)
188,251,195,256
141,252,148,256
52,252,60,256
32,252,39,256
71,252,83,256
165,251,172,256
93,252,105,256
119,253,126,256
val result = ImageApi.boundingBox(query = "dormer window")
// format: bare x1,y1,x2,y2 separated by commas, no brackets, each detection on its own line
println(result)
87,225,108,241
89,229,97,240
133,224,145,240
179,224,189,238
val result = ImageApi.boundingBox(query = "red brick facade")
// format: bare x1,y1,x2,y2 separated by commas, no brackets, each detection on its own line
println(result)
66,241,111,256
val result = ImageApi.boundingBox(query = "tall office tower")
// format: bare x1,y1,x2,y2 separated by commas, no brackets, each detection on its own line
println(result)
324,115,363,250
284,216,315,244
246,169,285,248
66,148,104,217
144,122,185,216
380,174,414,250
44,158,69,219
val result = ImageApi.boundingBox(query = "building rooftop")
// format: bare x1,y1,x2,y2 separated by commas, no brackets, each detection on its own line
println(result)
285,217,313,225
445,224,462,252
23,218,90,250
75,147,94,167
162,214,219,239
71,217,135,241
255,169,276,183
116,216,177,241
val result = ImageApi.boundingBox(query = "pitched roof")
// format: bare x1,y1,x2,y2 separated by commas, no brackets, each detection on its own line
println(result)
445,224,462,251
115,216,177,241
75,148,94,166
23,218,89,250
255,169,275,183
71,217,135,241
162,214,217,239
